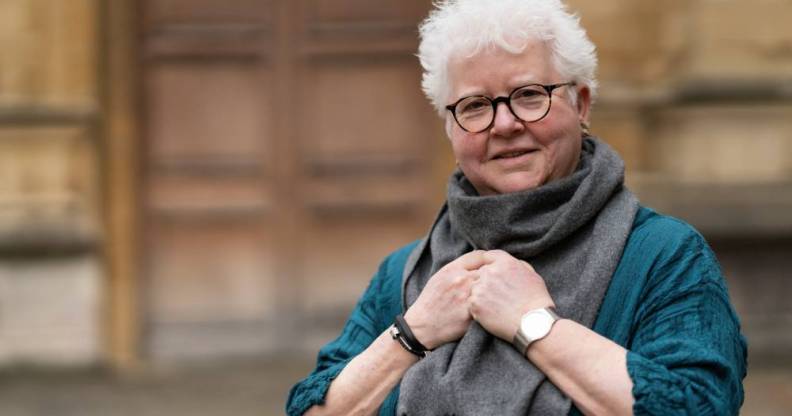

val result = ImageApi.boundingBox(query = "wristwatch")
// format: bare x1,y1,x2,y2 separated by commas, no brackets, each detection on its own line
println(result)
512,307,561,356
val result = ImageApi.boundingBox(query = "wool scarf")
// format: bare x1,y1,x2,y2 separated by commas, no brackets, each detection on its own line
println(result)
397,137,639,415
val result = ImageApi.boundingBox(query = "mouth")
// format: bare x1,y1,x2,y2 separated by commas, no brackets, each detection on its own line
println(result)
492,149,536,160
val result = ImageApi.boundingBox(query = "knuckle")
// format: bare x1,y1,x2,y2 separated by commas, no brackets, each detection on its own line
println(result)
451,273,467,286
468,287,477,302
489,249,508,257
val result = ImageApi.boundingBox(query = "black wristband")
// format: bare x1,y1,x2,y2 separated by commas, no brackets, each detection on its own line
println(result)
394,314,429,355
390,325,425,358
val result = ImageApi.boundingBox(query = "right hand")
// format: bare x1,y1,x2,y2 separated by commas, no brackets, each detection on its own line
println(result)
403,250,490,350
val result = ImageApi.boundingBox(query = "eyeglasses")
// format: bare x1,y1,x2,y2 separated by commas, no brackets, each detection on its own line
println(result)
445,82,576,133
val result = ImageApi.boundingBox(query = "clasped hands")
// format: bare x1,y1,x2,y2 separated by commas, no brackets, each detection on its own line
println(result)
403,250,555,350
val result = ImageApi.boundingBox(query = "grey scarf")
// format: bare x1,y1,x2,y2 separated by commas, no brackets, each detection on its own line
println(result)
397,137,639,415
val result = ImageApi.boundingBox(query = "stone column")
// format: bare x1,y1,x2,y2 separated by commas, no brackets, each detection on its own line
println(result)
0,0,102,366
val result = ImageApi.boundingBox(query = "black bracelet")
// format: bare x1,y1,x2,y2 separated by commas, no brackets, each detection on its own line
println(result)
390,325,425,358
394,314,429,356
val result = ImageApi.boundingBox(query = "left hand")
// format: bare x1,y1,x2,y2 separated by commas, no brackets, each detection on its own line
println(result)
469,250,556,342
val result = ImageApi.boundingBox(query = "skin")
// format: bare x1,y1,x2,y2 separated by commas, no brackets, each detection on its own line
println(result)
306,42,634,416
305,252,489,416
445,42,587,195
469,250,634,415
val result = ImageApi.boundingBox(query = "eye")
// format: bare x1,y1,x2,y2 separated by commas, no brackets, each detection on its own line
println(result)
458,97,490,114
512,86,545,100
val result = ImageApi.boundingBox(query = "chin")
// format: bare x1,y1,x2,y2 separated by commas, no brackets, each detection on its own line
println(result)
490,173,545,195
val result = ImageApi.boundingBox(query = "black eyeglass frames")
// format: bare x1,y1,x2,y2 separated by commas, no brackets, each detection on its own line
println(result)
445,82,577,133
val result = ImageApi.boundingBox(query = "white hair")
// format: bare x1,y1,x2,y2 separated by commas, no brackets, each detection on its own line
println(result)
418,0,598,115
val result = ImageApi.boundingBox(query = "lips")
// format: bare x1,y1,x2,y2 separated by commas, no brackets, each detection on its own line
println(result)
492,149,536,160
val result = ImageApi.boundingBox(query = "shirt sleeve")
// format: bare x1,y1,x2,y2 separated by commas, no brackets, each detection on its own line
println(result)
285,245,410,416
627,229,747,415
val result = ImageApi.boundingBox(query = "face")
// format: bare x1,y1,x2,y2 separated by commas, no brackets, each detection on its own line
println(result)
445,41,591,195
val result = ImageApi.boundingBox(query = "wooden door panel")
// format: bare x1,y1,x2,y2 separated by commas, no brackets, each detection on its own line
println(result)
299,216,426,315
295,48,436,333
298,59,433,165
302,175,427,213
143,0,274,25
306,0,428,23
148,173,272,215
141,2,279,360
146,62,272,161
147,219,277,322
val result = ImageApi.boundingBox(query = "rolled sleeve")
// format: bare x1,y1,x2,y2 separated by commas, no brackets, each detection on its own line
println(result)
627,234,747,415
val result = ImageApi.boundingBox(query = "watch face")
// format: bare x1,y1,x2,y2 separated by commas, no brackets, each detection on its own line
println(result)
520,310,553,340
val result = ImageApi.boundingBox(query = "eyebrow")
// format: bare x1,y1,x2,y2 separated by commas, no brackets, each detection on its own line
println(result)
452,87,487,101
452,75,545,101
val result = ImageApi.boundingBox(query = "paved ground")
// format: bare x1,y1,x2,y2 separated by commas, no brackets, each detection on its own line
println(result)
0,357,789,415
0,356,314,416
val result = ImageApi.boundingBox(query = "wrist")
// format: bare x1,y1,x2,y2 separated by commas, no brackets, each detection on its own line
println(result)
512,306,561,356
403,311,437,350
525,318,573,365
392,314,431,357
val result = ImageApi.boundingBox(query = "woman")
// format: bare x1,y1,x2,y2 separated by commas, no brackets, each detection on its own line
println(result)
287,0,747,415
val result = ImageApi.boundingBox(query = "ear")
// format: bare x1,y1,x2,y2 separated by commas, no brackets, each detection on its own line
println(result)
575,85,592,125
444,113,455,139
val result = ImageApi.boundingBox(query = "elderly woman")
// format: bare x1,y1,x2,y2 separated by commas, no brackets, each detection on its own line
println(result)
287,0,747,415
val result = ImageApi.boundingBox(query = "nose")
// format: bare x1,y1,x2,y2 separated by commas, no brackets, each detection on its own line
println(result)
490,102,524,137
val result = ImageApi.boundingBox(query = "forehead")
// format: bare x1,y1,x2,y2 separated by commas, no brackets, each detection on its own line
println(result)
447,41,556,99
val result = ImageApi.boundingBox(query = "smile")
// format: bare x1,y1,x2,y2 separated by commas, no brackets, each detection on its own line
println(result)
493,149,536,160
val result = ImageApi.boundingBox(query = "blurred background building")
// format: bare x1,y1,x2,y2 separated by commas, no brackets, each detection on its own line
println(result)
0,0,790,414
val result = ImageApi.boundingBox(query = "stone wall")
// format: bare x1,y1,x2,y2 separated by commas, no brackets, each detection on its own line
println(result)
0,0,102,366
568,0,792,361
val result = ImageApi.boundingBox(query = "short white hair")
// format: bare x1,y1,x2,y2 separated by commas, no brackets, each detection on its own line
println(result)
418,0,598,115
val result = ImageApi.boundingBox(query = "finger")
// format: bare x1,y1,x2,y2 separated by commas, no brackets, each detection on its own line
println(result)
483,249,513,262
455,250,492,271
467,276,475,297
460,272,479,294
468,301,478,321
449,271,478,292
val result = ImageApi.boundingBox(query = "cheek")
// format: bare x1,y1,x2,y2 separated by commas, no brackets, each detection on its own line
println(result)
534,119,580,159
449,138,466,163
451,134,485,162
533,118,575,146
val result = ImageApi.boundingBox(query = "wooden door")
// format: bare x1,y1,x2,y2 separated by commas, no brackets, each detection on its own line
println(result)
140,0,441,360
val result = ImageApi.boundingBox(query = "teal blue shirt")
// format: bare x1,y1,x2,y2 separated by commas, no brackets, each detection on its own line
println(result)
287,207,748,415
